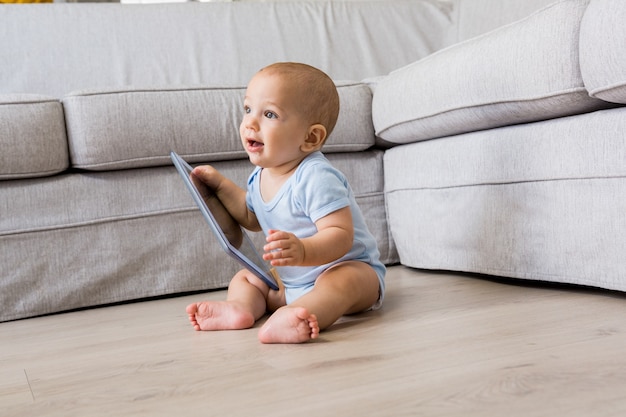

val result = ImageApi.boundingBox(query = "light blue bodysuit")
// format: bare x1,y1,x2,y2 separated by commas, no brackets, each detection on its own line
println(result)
246,151,386,305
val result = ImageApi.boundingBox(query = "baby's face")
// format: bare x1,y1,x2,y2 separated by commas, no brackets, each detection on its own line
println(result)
240,72,312,172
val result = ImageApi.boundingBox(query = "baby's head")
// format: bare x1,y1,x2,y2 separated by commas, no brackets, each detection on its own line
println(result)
255,62,340,144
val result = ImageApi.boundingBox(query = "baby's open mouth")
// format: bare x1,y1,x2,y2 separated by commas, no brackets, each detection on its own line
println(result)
247,139,264,149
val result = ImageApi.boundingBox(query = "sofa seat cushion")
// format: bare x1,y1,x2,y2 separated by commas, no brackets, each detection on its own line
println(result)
373,0,608,145
63,82,375,171
579,0,626,104
0,95,68,180
384,108,626,191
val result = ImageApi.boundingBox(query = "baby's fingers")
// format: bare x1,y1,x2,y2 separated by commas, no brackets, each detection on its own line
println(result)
265,229,286,242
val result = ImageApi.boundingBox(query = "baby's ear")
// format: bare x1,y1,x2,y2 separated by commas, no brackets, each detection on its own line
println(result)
302,124,327,152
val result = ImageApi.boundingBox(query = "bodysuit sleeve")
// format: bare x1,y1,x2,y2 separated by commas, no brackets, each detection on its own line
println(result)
293,160,351,223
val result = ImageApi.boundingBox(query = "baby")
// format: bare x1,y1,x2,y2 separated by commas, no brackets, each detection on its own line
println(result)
186,62,385,343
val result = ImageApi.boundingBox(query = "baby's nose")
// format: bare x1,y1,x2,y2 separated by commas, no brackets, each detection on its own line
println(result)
243,114,259,130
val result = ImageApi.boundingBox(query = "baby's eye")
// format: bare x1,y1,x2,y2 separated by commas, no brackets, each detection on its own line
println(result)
264,111,278,119
243,106,251,114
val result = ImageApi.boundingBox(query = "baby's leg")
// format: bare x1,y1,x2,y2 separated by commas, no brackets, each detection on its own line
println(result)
186,269,269,331
257,261,380,343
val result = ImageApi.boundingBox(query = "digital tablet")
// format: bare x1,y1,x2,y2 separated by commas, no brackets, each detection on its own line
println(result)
170,151,280,290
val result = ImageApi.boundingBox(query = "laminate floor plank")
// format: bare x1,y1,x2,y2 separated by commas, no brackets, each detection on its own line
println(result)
0,368,33,407
2,266,626,416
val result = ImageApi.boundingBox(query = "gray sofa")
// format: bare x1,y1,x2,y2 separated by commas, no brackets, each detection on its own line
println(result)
1,0,623,322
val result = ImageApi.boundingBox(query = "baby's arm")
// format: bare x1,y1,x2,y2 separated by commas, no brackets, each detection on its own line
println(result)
191,165,261,232
263,206,353,267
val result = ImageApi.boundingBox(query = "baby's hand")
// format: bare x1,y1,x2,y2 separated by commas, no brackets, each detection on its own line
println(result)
263,229,305,266
191,165,224,191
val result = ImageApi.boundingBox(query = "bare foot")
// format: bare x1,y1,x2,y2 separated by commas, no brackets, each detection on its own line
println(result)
257,306,320,344
186,301,255,331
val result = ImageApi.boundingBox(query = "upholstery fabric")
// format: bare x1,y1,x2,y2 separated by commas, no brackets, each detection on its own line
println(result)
579,0,626,104
384,107,626,290
386,177,626,291
0,95,68,180
0,2,456,98
0,151,394,321
63,83,375,170
372,0,606,144
454,0,557,41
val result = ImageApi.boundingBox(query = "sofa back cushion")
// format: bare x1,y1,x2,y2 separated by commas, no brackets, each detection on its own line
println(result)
579,0,626,104
63,82,374,170
372,0,609,145
454,0,558,41
1,1,456,98
0,95,68,180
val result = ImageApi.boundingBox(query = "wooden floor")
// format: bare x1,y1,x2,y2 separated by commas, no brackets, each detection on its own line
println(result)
2,266,626,416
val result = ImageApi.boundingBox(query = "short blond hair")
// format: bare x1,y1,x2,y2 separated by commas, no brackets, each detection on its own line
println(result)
259,62,340,139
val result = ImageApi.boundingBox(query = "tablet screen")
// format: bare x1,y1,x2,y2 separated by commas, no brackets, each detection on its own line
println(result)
188,171,244,250
171,152,279,290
